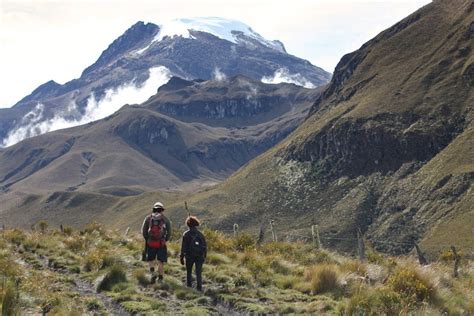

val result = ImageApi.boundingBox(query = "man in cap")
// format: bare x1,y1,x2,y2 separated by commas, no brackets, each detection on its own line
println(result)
142,202,172,283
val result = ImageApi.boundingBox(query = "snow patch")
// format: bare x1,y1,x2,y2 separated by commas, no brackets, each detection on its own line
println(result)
135,17,284,55
261,68,315,89
1,66,172,148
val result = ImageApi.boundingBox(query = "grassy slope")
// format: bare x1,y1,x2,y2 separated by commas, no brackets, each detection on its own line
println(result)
1,225,473,315
164,0,474,256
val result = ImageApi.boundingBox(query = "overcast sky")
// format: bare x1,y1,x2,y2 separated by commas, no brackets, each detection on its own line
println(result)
0,0,430,108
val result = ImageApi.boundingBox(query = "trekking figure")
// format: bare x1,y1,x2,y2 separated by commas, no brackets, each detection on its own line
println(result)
180,216,207,291
142,202,172,283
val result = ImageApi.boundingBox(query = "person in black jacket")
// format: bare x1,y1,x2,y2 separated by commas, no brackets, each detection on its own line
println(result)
142,202,172,283
180,216,207,291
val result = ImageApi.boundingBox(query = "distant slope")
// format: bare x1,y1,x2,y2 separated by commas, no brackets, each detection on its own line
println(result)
174,0,474,256
0,76,321,226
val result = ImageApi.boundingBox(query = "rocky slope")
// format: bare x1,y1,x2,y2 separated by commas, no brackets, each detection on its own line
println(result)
0,18,330,147
174,0,474,257
0,76,321,226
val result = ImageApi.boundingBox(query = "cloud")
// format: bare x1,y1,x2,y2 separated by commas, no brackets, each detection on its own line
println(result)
261,68,315,88
1,66,172,148
212,67,227,81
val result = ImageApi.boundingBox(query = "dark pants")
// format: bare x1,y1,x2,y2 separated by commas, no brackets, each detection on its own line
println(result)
185,256,204,290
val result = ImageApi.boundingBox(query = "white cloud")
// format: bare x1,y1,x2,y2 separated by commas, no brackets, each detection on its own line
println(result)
1,66,171,148
261,68,315,89
212,67,227,81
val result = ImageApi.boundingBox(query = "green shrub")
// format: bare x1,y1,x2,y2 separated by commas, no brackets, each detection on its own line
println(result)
83,221,104,235
83,250,103,272
341,259,367,276
345,287,402,315
233,274,252,287
85,298,104,311
121,301,152,313
101,255,119,269
97,265,127,292
305,264,340,294
4,229,26,246
64,236,86,252
241,252,270,276
63,226,74,236
366,249,385,264
274,274,299,289
37,220,49,233
1,282,18,316
270,258,293,275
439,248,464,263
387,266,436,304
134,269,149,287
202,229,233,252
468,298,474,314
206,252,231,265
233,233,256,251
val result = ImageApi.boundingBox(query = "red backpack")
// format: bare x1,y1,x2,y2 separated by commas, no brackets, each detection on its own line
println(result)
147,213,167,248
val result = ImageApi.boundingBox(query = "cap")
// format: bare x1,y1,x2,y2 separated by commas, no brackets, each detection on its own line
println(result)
153,202,165,211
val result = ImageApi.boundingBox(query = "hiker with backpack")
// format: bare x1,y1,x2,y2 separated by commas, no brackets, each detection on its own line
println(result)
180,216,207,291
142,202,172,283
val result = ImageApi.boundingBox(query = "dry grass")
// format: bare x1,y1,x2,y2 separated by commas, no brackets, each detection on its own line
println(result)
305,264,340,294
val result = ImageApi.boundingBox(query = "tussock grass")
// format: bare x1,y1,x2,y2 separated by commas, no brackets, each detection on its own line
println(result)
305,264,340,294
0,226,472,314
97,265,127,292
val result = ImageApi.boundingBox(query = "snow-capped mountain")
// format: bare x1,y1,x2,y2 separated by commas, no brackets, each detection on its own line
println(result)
0,17,331,147
136,17,286,54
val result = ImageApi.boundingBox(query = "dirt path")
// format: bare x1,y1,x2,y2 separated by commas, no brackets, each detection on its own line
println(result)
16,251,129,315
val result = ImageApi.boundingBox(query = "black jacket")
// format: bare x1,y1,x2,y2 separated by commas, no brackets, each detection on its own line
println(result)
180,227,207,259
141,213,172,241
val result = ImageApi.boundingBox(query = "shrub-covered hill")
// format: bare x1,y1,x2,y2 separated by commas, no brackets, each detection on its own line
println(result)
1,223,473,315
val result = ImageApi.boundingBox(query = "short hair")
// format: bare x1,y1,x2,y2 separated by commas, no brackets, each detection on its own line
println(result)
186,216,200,227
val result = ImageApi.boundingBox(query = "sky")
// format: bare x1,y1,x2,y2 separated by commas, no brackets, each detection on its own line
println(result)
0,0,431,108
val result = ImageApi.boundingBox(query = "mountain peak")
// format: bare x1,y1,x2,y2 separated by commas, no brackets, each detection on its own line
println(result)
144,17,285,53
82,21,159,76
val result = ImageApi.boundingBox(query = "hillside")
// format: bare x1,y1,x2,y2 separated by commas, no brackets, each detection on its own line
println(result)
0,76,321,227
172,0,474,257
1,225,473,314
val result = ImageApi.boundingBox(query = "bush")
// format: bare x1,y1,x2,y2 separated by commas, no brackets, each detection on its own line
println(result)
344,287,402,315
202,229,233,252
63,226,74,236
270,258,293,275
305,264,340,294
83,221,103,235
4,229,26,246
439,248,464,263
233,274,252,287
205,253,231,265
37,220,49,233
241,252,270,276
274,275,299,289
134,269,149,287
97,265,127,292
341,260,367,276
387,266,436,304
233,233,256,251
64,236,86,252
2,282,19,316
84,250,103,272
